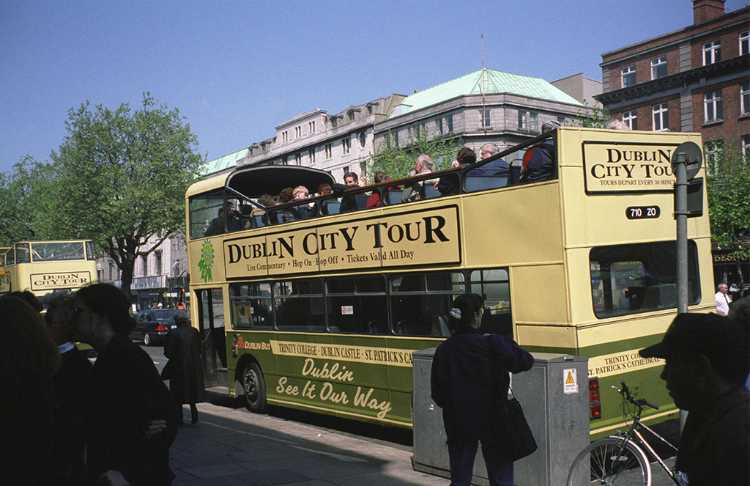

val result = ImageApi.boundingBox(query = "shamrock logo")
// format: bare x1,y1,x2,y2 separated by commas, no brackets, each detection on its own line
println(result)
198,240,215,283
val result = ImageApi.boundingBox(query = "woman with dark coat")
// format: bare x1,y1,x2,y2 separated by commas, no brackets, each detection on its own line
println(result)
74,283,178,486
164,314,205,424
431,294,534,486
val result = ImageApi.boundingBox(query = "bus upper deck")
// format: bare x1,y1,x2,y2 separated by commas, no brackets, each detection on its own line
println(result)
1,240,98,303
185,127,713,433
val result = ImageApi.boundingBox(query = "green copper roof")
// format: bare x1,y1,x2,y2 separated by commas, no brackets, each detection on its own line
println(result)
201,147,249,176
390,69,582,118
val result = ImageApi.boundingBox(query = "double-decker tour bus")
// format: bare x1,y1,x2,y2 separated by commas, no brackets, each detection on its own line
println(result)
0,247,11,294
185,127,713,436
2,240,98,306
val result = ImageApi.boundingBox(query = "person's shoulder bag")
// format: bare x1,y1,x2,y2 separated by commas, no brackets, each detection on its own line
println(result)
487,335,537,461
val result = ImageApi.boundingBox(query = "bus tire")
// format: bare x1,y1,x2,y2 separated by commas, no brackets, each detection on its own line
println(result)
143,333,152,346
240,362,267,413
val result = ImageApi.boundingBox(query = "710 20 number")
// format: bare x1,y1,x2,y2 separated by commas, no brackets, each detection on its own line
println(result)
626,206,660,220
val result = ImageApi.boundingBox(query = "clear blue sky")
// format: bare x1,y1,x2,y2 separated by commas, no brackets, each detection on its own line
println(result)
1,0,747,173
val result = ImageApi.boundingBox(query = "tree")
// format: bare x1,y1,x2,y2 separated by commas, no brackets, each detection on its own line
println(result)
0,156,61,245
707,142,750,261
580,104,611,128
52,94,203,296
369,133,462,180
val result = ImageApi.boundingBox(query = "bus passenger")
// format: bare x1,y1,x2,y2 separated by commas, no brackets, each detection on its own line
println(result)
520,121,558,183
340,171,361,212
465,143,510,179
403,154,435,202
366,171,387,208
431,294,534,486
437,147,477,195
293,185,315,219
278,187,294,204
316,183,333,196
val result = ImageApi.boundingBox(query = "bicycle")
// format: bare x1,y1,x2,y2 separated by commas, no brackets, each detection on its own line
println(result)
567,382,686,486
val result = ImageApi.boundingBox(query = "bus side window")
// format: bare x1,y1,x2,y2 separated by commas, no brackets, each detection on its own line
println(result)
189,190,225,238
230,282,274,329
327,276,387,334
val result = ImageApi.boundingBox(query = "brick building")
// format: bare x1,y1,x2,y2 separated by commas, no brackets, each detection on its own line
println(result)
597,0,749,169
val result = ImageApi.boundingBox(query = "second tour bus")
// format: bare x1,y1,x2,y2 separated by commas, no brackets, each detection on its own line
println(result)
185,127,713,436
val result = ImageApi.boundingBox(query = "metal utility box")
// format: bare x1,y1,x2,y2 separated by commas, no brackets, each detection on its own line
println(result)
413,349,589,486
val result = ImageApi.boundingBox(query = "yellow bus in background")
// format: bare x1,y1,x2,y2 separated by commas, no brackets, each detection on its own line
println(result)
0,247,11,294
3,240,98,306
185,127,713,436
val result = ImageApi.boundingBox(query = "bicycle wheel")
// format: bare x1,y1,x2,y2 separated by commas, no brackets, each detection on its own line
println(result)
567,436,651,486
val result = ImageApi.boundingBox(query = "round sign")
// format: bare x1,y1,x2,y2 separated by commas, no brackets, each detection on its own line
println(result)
670,141,702,181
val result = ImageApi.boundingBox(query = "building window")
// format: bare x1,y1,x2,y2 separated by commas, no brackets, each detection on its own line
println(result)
109,262,115,280
705,140,724,175
437,117,444,135
309,121,316,134
295,126,302,138
741,80,750,116
702,41,721,65
324,143,332,159
518,110,539,132
342,136,351,154
650,57,667,80
446,114,453,133
359,161,367,179
652,103,669,131
308,147,316,164
621,65,636,88
141,255,148,277
342,166,349,177
742,135,750,161
481,108,491,128
295,153,302,165
359,131,366,147
623,111,638,130
703,90,723,123
154,250,162,276
282,130,288,143
740,31,749,56
281,155,288,165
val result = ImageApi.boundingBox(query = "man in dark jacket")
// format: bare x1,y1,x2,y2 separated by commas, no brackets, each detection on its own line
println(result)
521,120,559,183
75,283,178,486
431,294,534,486
164,314,205,424
639,313,750,486
46,295,94,486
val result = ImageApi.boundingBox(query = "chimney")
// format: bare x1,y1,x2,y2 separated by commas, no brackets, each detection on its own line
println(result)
693,0,725,24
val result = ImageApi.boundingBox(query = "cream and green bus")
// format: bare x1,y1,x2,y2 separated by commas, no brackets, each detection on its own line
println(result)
0,247,11,294
185,127,712,435
2,240,98,305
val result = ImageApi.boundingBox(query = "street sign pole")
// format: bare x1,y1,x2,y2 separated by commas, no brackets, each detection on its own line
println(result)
675,154,689,314
671,141,702,436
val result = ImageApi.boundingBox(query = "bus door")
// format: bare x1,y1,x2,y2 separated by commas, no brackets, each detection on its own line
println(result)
196,288,227,388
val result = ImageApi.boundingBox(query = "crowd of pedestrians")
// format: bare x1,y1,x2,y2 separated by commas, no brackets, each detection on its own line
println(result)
2,283,203,486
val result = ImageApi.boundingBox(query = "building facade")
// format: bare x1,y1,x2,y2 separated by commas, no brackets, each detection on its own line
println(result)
97,232,188,309
236,95,404,182
551,73,603,108
597,0,749,167
373,69,593,159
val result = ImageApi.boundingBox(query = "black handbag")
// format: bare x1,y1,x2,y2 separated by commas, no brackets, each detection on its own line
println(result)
487,335,537,460
498,388,538,461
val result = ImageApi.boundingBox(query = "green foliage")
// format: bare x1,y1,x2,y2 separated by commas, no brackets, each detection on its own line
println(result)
580,105,611,128
369,133,462,180
707,143,750,259
0,156,62,245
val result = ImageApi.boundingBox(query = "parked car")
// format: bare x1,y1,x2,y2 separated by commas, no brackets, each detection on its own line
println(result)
131,309,184,346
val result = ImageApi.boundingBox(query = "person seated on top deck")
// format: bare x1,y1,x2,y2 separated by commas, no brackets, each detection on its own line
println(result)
436,147,477,196
339,171,361,212
520,120,558,183
292,185,315,219
366,171,394,209
402,154,436,202
316,182,333,197
205,200,241,236
273,187,297,223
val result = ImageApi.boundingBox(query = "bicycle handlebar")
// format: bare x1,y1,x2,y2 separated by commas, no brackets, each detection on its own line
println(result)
611,382,659,410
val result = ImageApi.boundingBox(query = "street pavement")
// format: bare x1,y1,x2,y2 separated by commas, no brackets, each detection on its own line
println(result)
140,344,679,486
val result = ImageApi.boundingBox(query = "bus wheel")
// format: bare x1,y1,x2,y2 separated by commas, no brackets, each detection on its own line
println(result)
143,333,151,346
241,362,267,413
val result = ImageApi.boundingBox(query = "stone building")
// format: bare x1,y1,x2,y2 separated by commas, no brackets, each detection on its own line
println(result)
373,68,593,157
596,0,749,167
96,232,188,309
551,73,603,108
236,95,404,182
